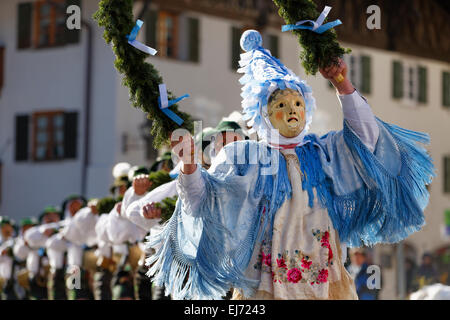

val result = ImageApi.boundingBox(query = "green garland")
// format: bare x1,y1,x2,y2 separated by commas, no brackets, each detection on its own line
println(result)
273,0,351,75
97,196,117,214
94,0,193,148
156,196,178,224
148,170,173,191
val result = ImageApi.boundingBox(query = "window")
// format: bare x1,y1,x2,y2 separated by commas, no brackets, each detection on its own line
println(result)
33,111,65,161
443,71,450,107
445,156,450,194
392,60,428,104
157,11,178,59
146,10,199,62
17,0,81,50
34,0,67,48
340,54,371,94
14,111,78,162
265,34,279,59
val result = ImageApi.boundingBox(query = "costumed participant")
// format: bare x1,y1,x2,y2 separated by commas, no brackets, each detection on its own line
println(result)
105,167,149,300
111,162,132,198
146,30,434,300
125,166,177,300
61,198,100,300
44,195,86,300
24,207,62,300
222,111,259,141
134,125,245,299
13,217,39,299
204,118,247,165
93,197,118,300
0,217,18,300
150,151,175,173
118,166,156,300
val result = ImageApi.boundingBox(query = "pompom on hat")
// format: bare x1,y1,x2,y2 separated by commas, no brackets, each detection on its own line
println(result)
237,30,316,146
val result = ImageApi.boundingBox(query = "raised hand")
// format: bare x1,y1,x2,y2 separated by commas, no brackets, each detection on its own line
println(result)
170,132,197,174
133,174,152,196
319,58,355,95
142,202,162,219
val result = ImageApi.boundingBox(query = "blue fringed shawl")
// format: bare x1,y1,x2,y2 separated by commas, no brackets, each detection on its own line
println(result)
145,119,434,300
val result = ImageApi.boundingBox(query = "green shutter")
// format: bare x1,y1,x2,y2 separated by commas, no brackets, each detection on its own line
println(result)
231,27,242,70
418,66,427,103
17,2,33,49
443,72,450,107
445,157,450,193
392,61,403,99
65,0,81,45
146,9,158,49
268,35,279,59
187,17,199,62
15,115,29,161
360,55,372,94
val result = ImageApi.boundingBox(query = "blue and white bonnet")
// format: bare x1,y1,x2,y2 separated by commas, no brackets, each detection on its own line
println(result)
238,30,316,146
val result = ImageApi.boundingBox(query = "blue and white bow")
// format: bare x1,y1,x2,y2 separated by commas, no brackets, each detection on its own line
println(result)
126,19,157,55
158,84,189,126
281,6,342,34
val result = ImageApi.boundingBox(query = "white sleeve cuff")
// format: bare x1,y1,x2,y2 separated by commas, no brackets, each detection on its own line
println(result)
176,165,205,216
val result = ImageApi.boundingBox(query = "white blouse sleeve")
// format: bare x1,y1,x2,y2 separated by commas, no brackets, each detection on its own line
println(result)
338,90,379,153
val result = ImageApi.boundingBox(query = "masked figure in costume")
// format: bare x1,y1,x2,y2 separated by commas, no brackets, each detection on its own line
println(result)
146,30,434,300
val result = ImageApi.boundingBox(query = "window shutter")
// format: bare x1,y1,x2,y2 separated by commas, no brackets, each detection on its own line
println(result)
392,61,403,99
63,112,78,159
231,27,242,70
268,34,279,59
360,55,372,95
15,115,29,161
145,9,158,49
444,156,450,193
418,66,427,103
65,0,81,45
443,72,450,107
17,2,33,49
187,17,199,63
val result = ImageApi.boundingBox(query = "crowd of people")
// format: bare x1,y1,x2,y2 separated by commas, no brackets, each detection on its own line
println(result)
0,112,254,300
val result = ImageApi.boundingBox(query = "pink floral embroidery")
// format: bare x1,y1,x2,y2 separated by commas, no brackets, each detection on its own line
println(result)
262,252,271,267
301,258,312,270
318,269,328,283
276,258,287,269
265,229,335,286
287,268,302,283
320,231,330,247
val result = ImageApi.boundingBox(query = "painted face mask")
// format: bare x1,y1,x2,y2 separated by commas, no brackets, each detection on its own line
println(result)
268,89,306,138
237,30,316,146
